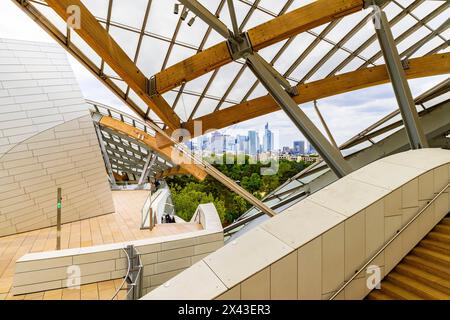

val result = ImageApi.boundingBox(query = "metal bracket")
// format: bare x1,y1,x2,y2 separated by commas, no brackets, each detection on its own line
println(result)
227,32,253,61
91,112,103,124
401,58,410,70
147,75,157,97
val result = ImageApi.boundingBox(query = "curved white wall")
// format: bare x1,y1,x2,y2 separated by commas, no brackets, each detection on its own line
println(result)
0,38,114,236
141,148,450,300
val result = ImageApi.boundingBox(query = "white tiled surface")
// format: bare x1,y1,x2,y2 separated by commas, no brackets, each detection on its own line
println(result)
142,149,450,300
203,227,292,288
12,203,224,296
0,38,88,156
0,38,114,236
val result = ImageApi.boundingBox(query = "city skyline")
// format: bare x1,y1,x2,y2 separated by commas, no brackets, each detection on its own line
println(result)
187,122,317,156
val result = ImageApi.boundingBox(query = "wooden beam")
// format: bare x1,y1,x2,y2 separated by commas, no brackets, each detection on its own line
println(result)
99,116,207,181
184,53,450,136
154,166,190,179
45,0,181,129
247,0,362,51
154,0,364,94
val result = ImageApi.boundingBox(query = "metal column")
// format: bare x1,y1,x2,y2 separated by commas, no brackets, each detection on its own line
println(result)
374,10,428,149
226,0,240,37
246,53,352,178
56,187,62,250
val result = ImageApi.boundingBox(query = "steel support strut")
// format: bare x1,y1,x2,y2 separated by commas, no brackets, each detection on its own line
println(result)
374,9,428,149
226,0,240,39
178,0,232,39
246,53,352,178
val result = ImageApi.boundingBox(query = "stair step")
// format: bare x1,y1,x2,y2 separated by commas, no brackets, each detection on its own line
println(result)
419,239,450,255
367,290,395,300
412,247,450,267
427,231,450,244
404,255,450,279
380,280,423,300
434,224,450,234
387,272,450,300
395,264,450,294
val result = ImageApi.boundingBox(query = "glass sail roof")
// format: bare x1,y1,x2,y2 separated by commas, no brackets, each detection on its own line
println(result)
20,0,449,126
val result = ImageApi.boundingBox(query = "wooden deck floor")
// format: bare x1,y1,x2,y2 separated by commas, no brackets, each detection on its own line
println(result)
2,279,128,300
0,190,202,300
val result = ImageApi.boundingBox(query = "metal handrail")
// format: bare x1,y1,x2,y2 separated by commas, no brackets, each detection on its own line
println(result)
330,182,450,300
111,248,131,300
141,187,164,229
125,247,143,300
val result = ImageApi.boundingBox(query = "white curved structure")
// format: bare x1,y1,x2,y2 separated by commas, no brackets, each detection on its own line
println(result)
0,38,114,237
142,148,450,300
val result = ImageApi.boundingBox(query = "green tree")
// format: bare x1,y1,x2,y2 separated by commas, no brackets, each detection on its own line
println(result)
167,158,311,226
170,183,227,224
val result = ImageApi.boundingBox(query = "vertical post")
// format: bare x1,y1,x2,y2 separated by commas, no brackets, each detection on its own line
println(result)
126,245,142,300
56,188,62,250
374,9,428,149
149,207,153,231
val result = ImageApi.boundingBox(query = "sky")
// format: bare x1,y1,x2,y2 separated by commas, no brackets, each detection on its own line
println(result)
0,0,447,150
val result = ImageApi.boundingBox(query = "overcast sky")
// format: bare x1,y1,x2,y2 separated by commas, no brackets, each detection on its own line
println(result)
0,1,447,149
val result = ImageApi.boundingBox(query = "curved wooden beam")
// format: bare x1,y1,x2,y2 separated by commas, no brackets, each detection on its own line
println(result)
183,53,450,137
98,116,207,181
45,0,181,129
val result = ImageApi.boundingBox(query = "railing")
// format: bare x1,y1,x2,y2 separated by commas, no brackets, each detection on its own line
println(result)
330,182,450,300
111,245,143,300
141,188,162,230
112,183,152,191
141,190,152,229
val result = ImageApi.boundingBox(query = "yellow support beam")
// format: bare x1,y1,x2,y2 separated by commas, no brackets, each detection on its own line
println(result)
154,0,364,94
183,53,450,137
99,116,207,181
46,0,181,129
247,0,362,50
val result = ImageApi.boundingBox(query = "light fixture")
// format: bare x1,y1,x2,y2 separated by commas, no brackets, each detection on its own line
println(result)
181,9,189,21
188,16,196,27
173,3,179,15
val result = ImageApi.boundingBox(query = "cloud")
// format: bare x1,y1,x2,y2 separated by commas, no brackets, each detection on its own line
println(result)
0,0,446,151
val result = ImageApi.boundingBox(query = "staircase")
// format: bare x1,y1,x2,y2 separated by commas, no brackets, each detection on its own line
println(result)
367,215,450,300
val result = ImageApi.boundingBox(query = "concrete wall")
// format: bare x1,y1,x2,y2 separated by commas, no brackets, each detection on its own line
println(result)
0,38,114,236
12,203,223,296
141,149,450,300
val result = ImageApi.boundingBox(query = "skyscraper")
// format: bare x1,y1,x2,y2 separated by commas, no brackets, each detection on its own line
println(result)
248,130,259,155
262,123,274,152
293,141,305,155
308,143,317,155
236,135,249,153
211,131,225,153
